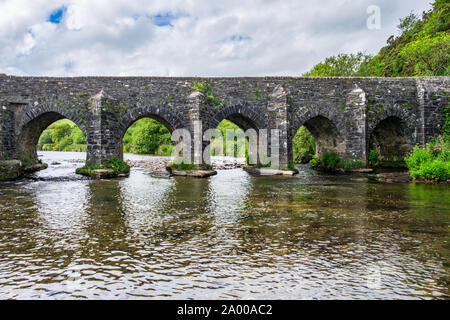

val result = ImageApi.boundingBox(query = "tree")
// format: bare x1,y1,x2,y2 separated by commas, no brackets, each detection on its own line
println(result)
358,0,449,77
38,130,53,148
131,119,172,154
303,52,373,77
50,123,72,143
70,127,87,144
293,126,316,163
400,33,450,76
398,12,419,32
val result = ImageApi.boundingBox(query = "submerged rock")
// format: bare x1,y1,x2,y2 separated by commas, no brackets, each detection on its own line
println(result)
0,160,22,181
0,160,48,181
76,168,130,179
370,172,412,183
243,166,299,176
23,162,48,173
166,167,217,178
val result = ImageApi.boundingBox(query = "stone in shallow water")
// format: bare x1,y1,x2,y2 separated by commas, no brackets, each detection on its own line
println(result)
372,172,412,183
243,166,299,176
0,160,22,181
166,167,217,178
23,163,48,173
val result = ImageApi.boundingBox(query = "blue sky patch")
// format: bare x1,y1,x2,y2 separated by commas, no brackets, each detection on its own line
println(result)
64,61,74,72
229,34,251,41
48,7,66,24
148,12,185,27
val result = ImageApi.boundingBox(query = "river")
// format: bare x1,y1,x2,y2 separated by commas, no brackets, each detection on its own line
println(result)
0,151,448,299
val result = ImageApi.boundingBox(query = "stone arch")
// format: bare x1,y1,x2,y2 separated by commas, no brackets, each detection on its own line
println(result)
293,112,345,158
117,105,186,159
209,103,267,131
119,105,185,138
16,102,88,164
367,103,417,137
369,115,414,162
207,104,268,162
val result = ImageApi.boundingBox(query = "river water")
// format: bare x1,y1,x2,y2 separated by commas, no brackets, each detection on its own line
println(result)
0,151,448,299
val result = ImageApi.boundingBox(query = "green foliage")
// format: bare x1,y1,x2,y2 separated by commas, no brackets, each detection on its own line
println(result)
287,161,297,171
192,80,223,108
292,126,316,163
368,149,381,166
304,1,449,77
359,1,450,76
321,152,341,170
309,152,362,171
212,120,246,156
106,157,130,174
406,136,450,181
337,160,363,169
38,130,52,146
156,144,174,156
50,123,72,143
168,162,199,171
38,119,87,152
54,135,73,151
398,12,419,32
399,33,450,76
131,118,172,154
76,157,130,176
0,172,19,181
309,155,320,167
442,105,450,142
303,52,373,77
70,127,87,145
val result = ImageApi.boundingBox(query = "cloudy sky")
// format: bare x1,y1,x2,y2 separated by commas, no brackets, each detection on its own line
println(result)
0,0,432,77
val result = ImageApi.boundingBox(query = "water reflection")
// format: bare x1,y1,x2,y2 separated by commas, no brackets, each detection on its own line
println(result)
0,152,448,299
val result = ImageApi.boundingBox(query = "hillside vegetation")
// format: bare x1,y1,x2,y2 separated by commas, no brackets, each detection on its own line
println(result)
304,0,449,77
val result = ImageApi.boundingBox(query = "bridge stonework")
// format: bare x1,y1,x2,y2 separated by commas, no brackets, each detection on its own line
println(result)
0,75,448,169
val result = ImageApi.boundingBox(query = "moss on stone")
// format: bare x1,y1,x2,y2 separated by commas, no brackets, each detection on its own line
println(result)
76,157,130,178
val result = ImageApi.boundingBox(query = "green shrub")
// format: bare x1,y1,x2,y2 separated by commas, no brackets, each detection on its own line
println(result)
410,160,449,181
38,120,87,152
156,144,174,156
132,118,172,154
287,161,297,171
168,162,199,171
309,155,320,167
321,152,340,170
76,157,130,176
192,80,223,108
406,136,450,181
106,157,130,174
442,105,450,142
405,146,433,171
338,160,363,169
368,149,380,166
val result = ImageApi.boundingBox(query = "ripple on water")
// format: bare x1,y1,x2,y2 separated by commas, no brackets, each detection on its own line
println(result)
0,152,449,299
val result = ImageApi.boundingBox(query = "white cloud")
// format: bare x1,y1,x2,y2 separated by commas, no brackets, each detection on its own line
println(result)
0,0,433,76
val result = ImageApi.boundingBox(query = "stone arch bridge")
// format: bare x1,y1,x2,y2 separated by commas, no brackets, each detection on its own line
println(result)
0,74,448,170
